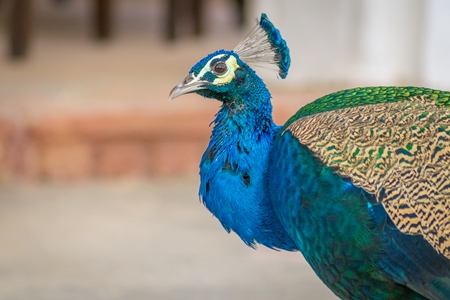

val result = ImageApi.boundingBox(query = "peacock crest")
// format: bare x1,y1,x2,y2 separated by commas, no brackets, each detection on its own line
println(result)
233,13,290,79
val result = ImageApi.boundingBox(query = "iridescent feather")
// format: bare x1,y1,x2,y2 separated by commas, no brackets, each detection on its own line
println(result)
234,13,290,79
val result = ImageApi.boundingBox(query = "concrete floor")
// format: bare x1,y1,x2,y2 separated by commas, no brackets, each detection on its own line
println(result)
0,179,337,300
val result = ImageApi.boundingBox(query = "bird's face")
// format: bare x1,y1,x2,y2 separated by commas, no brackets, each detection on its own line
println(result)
169,50,250,101
169,13,290,102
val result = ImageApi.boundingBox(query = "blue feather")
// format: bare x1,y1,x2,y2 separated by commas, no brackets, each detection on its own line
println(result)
268,132,434,299
259,13,290,79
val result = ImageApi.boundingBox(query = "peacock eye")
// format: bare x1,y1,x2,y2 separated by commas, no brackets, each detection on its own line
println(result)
212,61,228,75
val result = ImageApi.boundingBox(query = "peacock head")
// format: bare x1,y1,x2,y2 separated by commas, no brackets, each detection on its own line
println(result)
169,13,290,102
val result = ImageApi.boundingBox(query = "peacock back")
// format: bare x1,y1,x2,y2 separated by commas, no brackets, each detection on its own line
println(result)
283,86,450,259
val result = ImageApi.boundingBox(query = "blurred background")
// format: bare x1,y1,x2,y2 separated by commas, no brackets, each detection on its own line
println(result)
0,0,448,299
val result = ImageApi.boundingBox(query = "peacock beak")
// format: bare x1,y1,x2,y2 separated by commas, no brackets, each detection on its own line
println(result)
169,73,210,100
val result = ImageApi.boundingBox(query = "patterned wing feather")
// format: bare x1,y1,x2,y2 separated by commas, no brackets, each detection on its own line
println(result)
285,95,450,258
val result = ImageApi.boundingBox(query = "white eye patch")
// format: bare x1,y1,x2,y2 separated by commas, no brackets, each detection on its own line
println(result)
194,54,239,85
213,56,239,85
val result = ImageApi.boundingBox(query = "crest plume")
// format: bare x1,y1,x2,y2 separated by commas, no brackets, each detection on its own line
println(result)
233,13,290,79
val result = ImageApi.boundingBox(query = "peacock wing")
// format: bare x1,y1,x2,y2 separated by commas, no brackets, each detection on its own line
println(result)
283,89,450,260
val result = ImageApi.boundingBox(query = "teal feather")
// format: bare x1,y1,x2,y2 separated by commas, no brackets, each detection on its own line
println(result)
268,131,450,299
170,13,450,299
259,13,290,78
233,13,290,79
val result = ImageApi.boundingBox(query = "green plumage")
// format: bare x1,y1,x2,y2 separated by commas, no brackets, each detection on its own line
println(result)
274,86,450,298
285,86,450,126
268,131,431,299
284,87,450,260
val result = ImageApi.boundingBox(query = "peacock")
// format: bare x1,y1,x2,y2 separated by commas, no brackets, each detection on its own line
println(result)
169,13,450,299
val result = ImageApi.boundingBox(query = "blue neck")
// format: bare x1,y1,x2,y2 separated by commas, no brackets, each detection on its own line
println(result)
198,81,297,251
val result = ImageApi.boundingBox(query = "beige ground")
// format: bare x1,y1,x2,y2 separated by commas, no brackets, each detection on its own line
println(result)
0,179,336,300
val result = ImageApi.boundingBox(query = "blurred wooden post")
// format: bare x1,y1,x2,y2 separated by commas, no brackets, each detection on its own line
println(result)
192,0,203,36
235,0,245,28
9,0,31,58
166,0,204,41
94,0,112,39
167,0,176,40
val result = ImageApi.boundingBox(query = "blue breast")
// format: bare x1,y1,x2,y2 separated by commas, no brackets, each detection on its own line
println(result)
199,107,296,250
